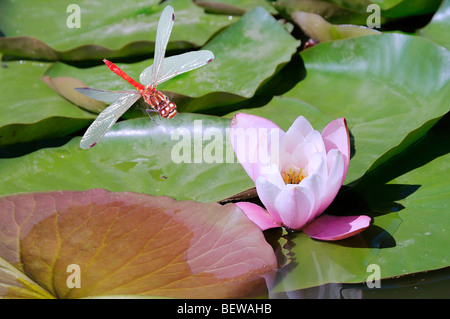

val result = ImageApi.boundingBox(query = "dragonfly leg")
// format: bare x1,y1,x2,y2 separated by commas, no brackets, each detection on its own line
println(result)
146,108,160,125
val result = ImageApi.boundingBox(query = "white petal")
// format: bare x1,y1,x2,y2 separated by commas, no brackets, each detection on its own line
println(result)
287,116,314,137
304,151,327,179
253,128,285,180
327,149,345,186
279,148,304,172
289,140,314,170
255,176,283,224
304,130,326,155
281,127,305,154
299,173,325,219
274,185,315,230
260,165,286,189
290,131,325,171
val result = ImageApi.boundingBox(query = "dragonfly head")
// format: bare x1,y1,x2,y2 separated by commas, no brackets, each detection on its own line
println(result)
160,101,178,119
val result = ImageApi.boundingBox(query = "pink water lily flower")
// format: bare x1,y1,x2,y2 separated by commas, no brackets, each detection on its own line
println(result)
230,113,370,241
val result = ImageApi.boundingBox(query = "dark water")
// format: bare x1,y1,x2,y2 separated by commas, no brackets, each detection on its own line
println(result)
269,267,450,299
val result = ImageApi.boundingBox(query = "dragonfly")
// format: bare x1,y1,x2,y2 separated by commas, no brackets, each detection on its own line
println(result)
75,5,214,149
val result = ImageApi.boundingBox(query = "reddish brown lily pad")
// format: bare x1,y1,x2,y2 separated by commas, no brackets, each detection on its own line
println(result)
0,189,276,298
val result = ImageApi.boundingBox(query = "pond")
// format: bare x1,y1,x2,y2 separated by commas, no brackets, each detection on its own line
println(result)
0,0,449,301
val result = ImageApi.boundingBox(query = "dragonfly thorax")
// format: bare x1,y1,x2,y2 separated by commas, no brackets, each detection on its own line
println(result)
142,86,177,119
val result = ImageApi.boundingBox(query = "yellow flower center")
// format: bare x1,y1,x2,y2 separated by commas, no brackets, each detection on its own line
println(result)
281,168,306,185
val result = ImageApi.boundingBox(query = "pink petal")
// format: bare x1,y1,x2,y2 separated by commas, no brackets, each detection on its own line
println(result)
318,149,345,214
321,118,350,182
235,202,279,231
231,113,281,132
230,113,282,182
303,215,371,241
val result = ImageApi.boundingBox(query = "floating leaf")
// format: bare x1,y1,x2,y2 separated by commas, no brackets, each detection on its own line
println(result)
0,0,231,61
418,0,450,50
0,189,276,298
0,61,94,147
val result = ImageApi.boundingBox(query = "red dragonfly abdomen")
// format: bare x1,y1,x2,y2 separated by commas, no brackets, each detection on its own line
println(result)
103,59,145,91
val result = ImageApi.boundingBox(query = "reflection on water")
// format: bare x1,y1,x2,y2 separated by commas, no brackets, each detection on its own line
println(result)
270,282,362,299
262,225,450,299
360,267,450,299
268,267,450,299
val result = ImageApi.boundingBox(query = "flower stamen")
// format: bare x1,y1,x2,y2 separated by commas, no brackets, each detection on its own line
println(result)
281,168,306,185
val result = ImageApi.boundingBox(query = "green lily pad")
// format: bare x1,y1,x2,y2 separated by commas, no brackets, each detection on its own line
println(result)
0,189,276,298
353,116,450,279
229,33,450,185
418,0,450,50
44,7,300,113
0,60,95,147
0,114,253,202
0,0,231,61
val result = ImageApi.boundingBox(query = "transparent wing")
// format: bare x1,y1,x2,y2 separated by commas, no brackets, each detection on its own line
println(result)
154,50,214,85
143,5,174,87
80,93,140,149
75,87,137,103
